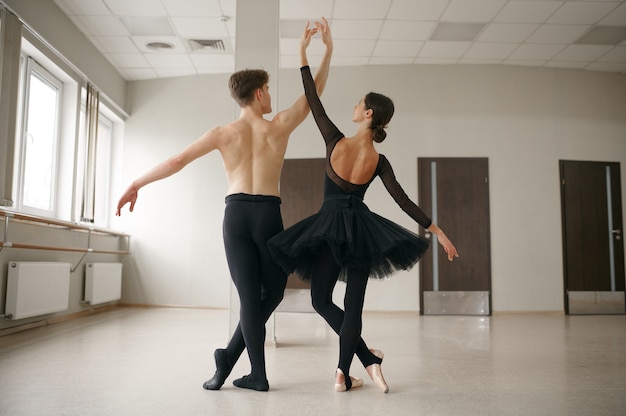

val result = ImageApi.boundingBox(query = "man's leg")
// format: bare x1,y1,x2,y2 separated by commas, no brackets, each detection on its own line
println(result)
205,198,265,390
232,197,287,390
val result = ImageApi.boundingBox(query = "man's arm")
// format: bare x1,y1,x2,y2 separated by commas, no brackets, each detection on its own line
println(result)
273,17,333,133
116,126,223,215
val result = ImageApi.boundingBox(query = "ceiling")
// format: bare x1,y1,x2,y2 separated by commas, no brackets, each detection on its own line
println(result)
51,0,626,81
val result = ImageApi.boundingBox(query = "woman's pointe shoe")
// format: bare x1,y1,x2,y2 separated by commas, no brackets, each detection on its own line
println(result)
367,349,389,393
334,369,363,392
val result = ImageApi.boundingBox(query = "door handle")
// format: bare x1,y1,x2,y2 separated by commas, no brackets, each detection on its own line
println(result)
612,229,621,235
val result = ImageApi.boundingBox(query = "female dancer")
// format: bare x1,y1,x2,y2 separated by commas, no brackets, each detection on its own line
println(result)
268,46,458,393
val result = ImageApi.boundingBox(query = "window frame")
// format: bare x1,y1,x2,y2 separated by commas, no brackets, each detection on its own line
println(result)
15,56,64,218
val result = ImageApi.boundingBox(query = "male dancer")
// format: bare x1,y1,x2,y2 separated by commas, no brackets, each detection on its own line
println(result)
116,18,333,391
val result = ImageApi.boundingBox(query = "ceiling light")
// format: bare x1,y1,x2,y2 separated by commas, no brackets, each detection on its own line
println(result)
146,41,175,51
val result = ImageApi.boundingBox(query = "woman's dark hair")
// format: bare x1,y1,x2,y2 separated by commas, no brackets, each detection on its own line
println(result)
364,92,394,143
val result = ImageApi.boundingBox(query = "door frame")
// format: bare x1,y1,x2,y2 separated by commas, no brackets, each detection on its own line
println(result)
559,160,626,315
418,157,492,315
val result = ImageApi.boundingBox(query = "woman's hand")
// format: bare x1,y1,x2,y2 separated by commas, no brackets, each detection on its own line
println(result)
300,21,318,67
428,224,459,261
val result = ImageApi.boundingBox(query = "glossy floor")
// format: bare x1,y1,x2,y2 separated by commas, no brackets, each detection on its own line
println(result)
0,307,625,416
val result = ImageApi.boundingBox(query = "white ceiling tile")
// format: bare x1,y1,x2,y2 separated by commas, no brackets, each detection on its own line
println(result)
553,44,614,61
333,39,377,56
171,17,230,38
544,60,587,69
419,41,472,58
107,53,151,68
53,0,111,16
464,42,519,59
372,40,423,57
547,1,621,24
218,0,236,19
508,44,565,60
333,0,393,19
161,0,223,16
478,23,539,43
53,0,626,80
279,0,334,19
387,0,449,20
154,67,197,78
598,46,626,61
441,0,507,23
460,58,503,65
526,24,591,44
280,19,310,38
92,36,140,53
280,38,327,56
103,0,168,16
224,18,236,38
503,59,549,67
431,22,486,41
75,16,129,36
330,56,371,66
119,68,158,81
599,3,626,25
379,21,436,41
585,61,626,71
144,53,195,68
120,16,175,36
331,20,384,40
414,57,459,65
494,1,563,23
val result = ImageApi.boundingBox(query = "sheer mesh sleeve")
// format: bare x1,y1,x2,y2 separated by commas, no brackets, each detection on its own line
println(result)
378,155,432,229
301,66,343,145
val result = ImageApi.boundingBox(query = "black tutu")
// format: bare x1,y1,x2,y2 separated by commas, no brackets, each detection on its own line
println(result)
268,195,431,282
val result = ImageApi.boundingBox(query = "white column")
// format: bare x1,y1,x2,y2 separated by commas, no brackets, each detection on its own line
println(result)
229,0,280,340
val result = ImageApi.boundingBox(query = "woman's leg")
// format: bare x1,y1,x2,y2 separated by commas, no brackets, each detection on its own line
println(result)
310,247,381,388
336,267,369,381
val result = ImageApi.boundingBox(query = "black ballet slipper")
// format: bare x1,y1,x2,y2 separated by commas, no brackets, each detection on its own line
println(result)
233,375,270,392
202,348,231,390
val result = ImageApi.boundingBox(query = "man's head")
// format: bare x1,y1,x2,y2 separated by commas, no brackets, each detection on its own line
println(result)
229,69,270,108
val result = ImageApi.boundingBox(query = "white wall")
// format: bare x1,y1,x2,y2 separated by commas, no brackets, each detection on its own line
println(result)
2,0,127,110
118,63,626,313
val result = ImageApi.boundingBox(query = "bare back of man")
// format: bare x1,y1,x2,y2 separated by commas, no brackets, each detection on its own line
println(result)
216,108,297,197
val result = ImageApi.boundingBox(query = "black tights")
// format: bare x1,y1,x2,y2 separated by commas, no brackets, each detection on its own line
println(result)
222,195,287,383
310,245,382,381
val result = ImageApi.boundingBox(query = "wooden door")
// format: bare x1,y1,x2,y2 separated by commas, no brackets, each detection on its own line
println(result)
418,158,492,315
274,158,325,313
560,160,625,314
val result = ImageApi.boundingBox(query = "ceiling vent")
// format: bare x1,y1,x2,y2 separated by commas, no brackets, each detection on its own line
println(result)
146,41,175,51
188,39,227,52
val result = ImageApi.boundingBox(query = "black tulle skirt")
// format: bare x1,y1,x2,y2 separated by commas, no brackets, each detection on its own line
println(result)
268,195,431,282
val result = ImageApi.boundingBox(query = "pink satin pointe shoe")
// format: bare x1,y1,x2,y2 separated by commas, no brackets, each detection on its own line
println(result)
367,349,389,393
334,368,364,392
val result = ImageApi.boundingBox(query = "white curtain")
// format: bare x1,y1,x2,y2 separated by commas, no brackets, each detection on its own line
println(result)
80,83,99,222
0,5,22,207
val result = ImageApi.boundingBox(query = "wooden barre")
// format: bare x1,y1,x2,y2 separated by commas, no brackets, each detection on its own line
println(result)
0,210,128,238
0,242,128,255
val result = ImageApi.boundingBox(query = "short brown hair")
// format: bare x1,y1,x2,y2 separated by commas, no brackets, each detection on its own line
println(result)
228,69,269,107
